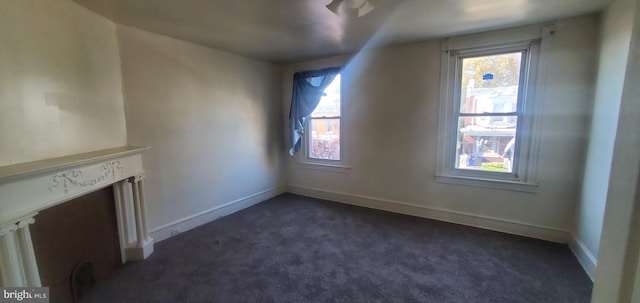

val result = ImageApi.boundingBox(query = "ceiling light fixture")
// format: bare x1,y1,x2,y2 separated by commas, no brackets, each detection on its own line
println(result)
326,0,376,17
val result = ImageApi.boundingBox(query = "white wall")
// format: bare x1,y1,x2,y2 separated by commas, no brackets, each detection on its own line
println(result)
284,15,598,241
592,0,640,300
574,0,636,270
0,0,127,166
117,25,284,233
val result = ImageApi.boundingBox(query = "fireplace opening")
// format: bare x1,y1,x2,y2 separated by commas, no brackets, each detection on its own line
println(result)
30,186,122,303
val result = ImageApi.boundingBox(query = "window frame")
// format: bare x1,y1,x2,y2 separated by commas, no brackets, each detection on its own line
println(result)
292,63,349,171
436,40,542,192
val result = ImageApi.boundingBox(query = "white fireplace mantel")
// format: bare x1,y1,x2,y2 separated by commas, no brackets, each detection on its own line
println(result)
0,146,155,287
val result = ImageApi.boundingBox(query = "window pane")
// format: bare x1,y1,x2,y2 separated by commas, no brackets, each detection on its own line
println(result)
455,116,517,173
309,119,340,160
311,74,341,117
460,52,522,114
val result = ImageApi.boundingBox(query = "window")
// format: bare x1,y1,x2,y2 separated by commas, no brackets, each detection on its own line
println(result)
437,41,540,191
306,74,341,161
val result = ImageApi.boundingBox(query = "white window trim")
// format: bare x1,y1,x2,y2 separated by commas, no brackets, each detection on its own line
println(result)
435,26,551,192
291,57,351,172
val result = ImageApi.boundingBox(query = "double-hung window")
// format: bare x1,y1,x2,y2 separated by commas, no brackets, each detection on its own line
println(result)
306,74,342,162
437,40,541,191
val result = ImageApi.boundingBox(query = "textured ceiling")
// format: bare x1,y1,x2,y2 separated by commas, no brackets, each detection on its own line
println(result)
74,0,612,63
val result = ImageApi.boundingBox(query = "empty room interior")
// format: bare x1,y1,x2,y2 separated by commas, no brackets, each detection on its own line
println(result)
1,0,640,302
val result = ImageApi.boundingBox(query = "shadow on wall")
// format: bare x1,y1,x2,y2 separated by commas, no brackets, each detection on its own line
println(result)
232,91,283,171
236,65,284,171
117,25,286,226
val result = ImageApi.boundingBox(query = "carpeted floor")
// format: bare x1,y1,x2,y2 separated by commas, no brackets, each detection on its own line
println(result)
83,193,592,303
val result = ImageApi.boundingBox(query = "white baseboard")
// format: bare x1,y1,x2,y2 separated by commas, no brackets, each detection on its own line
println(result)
569,234,597,281
150,186,285,242
286,184,570,243
125,239,155,261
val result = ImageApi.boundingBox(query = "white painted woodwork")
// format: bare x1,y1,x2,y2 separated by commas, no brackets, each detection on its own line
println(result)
0,146,154,287
0,225,23,286
15,217,40,286
0,216,42,287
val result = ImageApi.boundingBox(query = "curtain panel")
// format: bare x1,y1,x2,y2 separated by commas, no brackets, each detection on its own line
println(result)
289,67,341,156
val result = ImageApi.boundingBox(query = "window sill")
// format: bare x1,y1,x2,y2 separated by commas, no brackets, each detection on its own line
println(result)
296,162,351,173
435,174,538,193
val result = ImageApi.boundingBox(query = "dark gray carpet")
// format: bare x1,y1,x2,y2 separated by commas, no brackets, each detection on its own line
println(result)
83,193,592,303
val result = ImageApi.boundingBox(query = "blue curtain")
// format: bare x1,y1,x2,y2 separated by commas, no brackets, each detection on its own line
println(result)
289,67,341,156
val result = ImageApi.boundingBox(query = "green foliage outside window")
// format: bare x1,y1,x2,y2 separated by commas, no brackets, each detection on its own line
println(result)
481,163,509,172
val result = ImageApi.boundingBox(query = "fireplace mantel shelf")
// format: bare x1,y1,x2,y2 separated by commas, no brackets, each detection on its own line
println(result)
0,146,155,287
0,146,149,182
0,146,150,225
